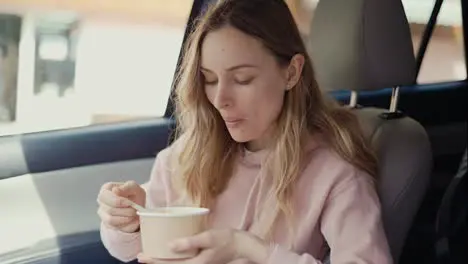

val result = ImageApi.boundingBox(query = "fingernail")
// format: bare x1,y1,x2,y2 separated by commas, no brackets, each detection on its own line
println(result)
168,241,180,251
170,239,190,252
168,241,176,249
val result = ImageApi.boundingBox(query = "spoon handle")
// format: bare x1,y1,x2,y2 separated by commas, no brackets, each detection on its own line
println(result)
127,200,146,212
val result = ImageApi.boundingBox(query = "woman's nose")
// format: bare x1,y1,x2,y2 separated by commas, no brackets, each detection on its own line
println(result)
213,83,232,109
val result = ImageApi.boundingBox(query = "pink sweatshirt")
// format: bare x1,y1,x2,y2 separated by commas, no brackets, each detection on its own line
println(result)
100,137,393,264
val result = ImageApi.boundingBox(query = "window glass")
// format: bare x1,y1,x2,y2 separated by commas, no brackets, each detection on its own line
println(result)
0,0,193,136
403,0,466,83
0,14,20,124
286,0,466,84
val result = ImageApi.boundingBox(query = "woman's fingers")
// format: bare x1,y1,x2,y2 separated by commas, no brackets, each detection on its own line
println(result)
137,253,161,263
98,188,132,208
97,181,144,233
98,201,136,217
97,207,135,227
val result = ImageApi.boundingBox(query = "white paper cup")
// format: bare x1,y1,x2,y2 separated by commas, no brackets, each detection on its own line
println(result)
137,207,210,260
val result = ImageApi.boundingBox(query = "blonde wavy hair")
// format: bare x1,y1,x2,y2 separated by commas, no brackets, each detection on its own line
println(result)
171,0,377,240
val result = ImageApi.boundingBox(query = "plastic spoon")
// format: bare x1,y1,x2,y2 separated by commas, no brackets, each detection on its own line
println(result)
126,199,148,212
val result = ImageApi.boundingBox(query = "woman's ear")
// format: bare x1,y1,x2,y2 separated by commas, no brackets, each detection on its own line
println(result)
285,54,305,90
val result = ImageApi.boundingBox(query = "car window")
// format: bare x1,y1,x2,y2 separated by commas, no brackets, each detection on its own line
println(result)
286,0,465,84
403,0,465,83
0,0,194,136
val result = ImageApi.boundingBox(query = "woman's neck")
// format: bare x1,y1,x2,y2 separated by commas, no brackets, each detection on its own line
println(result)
245,126,277,151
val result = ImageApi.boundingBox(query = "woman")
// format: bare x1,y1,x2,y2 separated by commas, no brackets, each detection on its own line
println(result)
97,0,393,263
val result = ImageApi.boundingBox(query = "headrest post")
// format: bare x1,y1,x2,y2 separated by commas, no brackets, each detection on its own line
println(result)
389,86,400,113
349,91,358,108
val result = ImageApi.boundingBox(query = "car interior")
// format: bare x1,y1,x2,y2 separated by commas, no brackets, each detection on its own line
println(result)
0,0,466,264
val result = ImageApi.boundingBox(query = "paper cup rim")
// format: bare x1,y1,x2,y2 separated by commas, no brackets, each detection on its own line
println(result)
137,207,210,217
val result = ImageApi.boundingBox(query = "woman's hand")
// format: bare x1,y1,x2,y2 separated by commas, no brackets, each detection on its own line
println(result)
136,229,269,264
97,181,146,233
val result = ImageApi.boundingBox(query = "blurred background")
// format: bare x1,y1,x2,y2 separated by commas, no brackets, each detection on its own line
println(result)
0,0,464,136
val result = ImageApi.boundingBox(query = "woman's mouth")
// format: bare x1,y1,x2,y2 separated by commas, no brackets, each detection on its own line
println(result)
224,118,243,128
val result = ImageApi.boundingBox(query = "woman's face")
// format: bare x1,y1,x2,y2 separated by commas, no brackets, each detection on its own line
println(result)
201,26,303,151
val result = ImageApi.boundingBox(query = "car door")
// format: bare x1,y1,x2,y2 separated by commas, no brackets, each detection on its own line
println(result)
0,0,208,263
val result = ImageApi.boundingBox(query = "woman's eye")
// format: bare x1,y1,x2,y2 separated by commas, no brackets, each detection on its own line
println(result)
203,76,217,86
205,80,217,86
236,78,254,85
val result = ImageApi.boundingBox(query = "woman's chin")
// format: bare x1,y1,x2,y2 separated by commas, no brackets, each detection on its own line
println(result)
227,131,251,144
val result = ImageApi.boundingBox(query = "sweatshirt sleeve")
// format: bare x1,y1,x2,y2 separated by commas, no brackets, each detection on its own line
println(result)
266,170,393,264
100,147,173,262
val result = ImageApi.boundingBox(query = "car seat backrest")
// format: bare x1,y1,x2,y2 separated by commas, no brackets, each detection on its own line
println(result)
308,0,432,262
